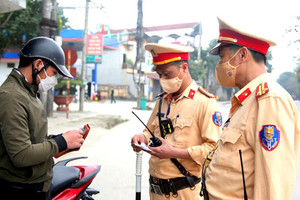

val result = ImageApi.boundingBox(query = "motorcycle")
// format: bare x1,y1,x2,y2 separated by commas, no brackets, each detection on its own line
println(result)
50,157,101,200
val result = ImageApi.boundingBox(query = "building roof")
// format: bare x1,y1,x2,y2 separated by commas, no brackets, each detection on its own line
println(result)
0,52,19,61
60,29,119,50
110,22,197,34
60,29,84,41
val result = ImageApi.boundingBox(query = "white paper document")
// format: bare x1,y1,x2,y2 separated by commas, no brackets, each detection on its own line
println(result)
134,143,152,152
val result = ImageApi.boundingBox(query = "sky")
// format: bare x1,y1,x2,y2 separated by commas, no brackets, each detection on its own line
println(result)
57,0,300,79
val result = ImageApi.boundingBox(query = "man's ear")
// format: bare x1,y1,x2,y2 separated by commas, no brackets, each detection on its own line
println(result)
182,62,189,73
240,47,249,63
33,59,44,71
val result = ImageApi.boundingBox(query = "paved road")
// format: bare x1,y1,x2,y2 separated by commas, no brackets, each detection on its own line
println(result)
48,100,300,200
49,101,153,200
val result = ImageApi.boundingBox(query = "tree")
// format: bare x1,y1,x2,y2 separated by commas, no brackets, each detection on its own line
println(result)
266,51,273,73
189,59,206,81
190,39,223,94
296,59,300,84
286,15,300,83
0,0,69,57
286,16,300,48
0,0,42,56
56,7,70,34
277,71,300,99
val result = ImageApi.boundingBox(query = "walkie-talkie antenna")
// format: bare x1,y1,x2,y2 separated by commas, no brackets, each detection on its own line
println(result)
132,111,155,137
239,149,248,200
132,111,162,147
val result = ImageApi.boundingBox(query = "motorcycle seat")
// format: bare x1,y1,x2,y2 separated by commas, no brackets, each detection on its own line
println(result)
50,166,80,197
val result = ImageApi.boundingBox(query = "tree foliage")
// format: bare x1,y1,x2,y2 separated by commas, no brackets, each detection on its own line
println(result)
0,0,69,57
286,16,300,48
277,71,300,99
0,0,42,55
266,51,273,73
189,59,206,81
285,16,300,83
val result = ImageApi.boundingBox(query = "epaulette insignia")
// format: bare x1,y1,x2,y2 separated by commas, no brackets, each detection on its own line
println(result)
198,87,216,99
256,82,269,98
188,89,196,99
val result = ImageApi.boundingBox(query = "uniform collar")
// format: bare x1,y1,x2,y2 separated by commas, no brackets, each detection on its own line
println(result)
164,80,198,102
233,73,269,105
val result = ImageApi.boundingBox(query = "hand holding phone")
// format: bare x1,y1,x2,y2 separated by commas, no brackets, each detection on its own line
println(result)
54,124,90,158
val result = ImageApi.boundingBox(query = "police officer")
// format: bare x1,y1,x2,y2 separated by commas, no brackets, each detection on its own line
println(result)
131,43,222,199
0,37,85,200
203,17,300,200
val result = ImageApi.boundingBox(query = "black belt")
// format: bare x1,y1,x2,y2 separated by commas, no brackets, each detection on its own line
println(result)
150,175,201,197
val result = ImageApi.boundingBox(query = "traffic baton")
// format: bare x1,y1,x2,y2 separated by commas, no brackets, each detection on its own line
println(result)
136,151,143,200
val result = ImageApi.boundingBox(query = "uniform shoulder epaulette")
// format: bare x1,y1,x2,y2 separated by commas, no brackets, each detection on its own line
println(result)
198,86,216,99
256,82,269,98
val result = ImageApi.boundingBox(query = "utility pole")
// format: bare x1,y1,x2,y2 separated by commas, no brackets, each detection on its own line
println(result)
79,0,89,111
40,0,57,117
47,0,57,117
134,0,144,109
41,0,51,37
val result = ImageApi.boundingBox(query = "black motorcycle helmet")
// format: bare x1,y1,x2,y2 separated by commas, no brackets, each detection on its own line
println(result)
20,36,73,79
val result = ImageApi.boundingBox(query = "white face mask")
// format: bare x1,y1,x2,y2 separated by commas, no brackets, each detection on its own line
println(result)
38,69,57,93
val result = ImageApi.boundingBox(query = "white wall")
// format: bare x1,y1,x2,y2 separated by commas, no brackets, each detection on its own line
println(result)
97,49,137,97
0,61,18,86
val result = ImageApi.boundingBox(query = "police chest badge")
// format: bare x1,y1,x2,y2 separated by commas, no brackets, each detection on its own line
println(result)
259,125,280,151
212,111,223,127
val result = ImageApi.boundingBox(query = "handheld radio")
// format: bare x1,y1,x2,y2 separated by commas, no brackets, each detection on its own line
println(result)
132,111,162,147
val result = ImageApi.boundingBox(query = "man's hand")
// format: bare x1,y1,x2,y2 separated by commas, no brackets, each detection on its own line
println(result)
62,130,84,150
149,137,192,160
131,133,148,152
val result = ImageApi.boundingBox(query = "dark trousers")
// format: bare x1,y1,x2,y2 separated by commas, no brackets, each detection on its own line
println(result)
0,180,50,200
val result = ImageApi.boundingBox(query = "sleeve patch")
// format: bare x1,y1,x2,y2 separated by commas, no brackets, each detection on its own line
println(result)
212,111,223,127
259,125,280,151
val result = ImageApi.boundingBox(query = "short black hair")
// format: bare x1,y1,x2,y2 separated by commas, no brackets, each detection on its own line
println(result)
248,48,266,65
172,60,188,69
18,54,54,70
223,44,266,65
18,54,35,68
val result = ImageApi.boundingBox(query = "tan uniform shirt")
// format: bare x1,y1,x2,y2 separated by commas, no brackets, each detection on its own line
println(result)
206,73,300,200
143,81,222,179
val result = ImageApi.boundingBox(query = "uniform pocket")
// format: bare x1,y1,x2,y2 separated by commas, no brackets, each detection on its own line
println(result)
219,127,242,145
214,127,244,170
172,117,193,147
173,118,193,129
